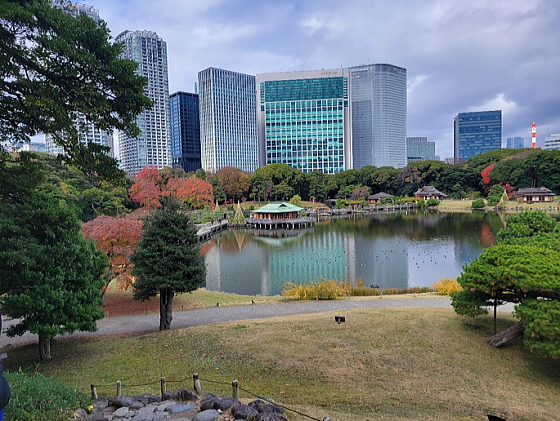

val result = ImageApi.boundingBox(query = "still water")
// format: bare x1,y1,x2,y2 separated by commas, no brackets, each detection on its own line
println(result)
201,211,506,296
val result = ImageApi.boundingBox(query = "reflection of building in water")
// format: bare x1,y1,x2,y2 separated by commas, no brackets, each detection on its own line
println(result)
265,231,355,294
353,236,409,289
204,234,267,296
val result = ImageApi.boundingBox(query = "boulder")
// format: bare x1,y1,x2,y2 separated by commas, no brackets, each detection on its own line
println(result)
192,409,221,421
232,403,259,419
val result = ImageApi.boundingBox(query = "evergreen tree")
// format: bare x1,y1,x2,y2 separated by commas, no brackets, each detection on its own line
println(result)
0,190,107,360
132,202,206,330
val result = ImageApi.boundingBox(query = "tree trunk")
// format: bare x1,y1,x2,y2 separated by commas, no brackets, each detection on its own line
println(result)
159,289,174,331
39,335,52,360
485,320,524,348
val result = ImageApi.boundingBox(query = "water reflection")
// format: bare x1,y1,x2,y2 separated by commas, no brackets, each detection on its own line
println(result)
202,211,504,296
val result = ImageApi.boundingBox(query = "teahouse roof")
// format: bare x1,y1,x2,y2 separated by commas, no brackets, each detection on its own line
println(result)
368,192,391,200
516,187,554,197
414,186,448,197
251,202,303,214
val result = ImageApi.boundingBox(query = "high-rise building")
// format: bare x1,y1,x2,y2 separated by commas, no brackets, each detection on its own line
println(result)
46,1,110,156
407,137,436,163
350,64,407,169
506,136,524,149
116,30,171,176
544,134,560,150
198,67,258,173
454,110,502,161
169,92,201,173
256,69,352,174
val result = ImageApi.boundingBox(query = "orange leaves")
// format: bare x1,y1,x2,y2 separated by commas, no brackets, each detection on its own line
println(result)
129,166,214,210
82,215,143,290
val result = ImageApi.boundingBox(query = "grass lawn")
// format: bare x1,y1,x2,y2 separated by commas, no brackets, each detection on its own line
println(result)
438,198,560,212
4,305,559,421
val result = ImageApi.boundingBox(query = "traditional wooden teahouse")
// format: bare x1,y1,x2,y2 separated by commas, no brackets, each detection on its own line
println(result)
367,192,391,204
515,187,555,203
414,186,447,200
246,202,313,229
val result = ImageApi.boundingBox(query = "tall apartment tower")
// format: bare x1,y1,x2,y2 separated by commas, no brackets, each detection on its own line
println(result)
46,1,110,156
350,64,407,169
406,137,436,163
115,30,171,176
454,110,502,161
169,92,201,173
198,68,258,173
256,69,352,174
506,136,524,149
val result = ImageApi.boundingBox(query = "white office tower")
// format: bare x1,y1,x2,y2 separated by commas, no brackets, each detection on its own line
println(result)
198,68,258,173
116,30,171,176
351,64,407,169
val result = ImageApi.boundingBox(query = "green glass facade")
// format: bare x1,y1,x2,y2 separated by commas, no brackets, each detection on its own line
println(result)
257,71,351,174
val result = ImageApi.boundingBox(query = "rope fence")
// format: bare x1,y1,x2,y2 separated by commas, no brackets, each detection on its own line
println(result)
90,372,330,421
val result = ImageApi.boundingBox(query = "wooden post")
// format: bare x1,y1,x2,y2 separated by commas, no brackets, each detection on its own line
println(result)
116,381,121,397
193,373,202,396
160,377,166,398
90,384,98,400
232,380,239,400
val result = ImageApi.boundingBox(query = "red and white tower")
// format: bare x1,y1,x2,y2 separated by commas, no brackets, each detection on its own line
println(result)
532,122,537,148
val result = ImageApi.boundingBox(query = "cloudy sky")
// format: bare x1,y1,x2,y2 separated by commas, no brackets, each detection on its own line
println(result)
84,0,559,160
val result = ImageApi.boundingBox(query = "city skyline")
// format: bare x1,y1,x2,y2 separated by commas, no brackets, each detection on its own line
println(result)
71,0,560,161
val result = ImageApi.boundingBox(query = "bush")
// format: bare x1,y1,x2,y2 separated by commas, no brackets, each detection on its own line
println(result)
4,370,92,421
471,199,486,209
282,278,347,300
416,199,426,208
432,277,462,295
486,195,501,206
426,198,440,207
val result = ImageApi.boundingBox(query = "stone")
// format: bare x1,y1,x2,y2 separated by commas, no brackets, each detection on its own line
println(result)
132,394,162,405
167,402,197,414
178,388,198,401
89,413,110,421
162,391,179,401
192,409,221,421
213,397,240,411
134,404,157,418
130,400,145,410
157,401,178,412
251,402,285,414
232,403,259,419
112,406,133,417
69,408,88,420
94,397,109,412
152,412,170,420
199,394,219,411
111,396,137,408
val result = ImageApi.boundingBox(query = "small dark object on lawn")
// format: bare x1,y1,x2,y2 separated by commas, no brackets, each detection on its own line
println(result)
370,284,379,288
488,415,506,421
335,316,345,324
251,300,255,305
215,302,219,307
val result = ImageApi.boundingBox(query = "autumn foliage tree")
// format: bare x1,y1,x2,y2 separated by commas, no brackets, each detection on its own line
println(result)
216,166,249,202
82,215,143,291
129,166,214,209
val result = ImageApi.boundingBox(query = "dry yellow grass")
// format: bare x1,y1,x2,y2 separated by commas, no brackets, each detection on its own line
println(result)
5,307,559,421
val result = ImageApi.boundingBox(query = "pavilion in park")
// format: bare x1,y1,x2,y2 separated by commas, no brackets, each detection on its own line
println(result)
246,202,313,229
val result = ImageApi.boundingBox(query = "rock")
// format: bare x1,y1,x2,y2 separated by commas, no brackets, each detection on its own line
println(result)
157,400,178,412
94,397,109,412
178,388,198,401
213,397,240,411
232,404,259,419
111,396,137,408
167,402,197,414
132,394,161,405
152,412,170,421
251,401,285,414
162,391,179,401
112,406,133,417
192,409,221,421
199,394,219,411
69,408,88,420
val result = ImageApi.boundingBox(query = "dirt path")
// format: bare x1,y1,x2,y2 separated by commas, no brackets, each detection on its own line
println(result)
2,296,515,347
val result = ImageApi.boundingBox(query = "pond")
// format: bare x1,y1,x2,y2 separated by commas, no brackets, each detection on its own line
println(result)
200,211,507,296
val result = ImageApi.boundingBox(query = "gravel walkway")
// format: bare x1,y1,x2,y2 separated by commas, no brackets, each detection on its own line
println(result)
2,296,515,347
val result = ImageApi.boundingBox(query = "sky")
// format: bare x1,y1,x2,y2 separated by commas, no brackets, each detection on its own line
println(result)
79,0,560,161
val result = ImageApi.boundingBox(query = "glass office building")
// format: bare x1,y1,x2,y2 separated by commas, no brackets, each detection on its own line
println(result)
256,69,352,174
544,134,560,150
454,110,502,161
407,137,436,163
116,30,171,176
350,64,407,169
169,91,201,173
506,136,524,149
198,68,258,173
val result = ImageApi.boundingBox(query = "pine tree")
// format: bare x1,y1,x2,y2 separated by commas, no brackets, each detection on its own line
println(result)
132,202,206,330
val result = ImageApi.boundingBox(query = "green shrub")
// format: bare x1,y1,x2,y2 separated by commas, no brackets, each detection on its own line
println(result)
486,195,501,206
4,370,92,421
426,198,440,207
471,199,486,209
417,199,426,208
